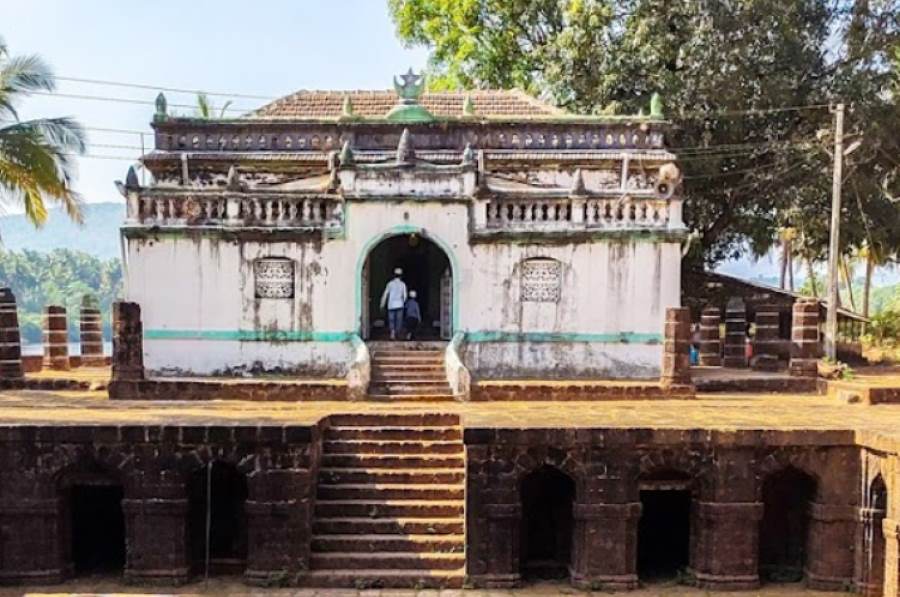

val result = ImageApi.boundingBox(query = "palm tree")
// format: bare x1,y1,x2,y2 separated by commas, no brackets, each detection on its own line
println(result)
0,36,86,226
195,93,232,119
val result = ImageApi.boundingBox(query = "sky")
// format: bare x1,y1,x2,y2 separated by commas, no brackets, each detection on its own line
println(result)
2,2,896,284
2,0,429,207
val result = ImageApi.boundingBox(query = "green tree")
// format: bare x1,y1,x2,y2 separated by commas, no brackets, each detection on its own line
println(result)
390,0,900,268
0,36,86,227
0,249,122,344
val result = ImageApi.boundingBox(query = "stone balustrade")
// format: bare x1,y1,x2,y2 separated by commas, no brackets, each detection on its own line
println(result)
128,193,343,229
480,196,680,232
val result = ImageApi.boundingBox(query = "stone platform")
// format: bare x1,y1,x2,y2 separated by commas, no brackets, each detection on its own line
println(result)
0,383,897,593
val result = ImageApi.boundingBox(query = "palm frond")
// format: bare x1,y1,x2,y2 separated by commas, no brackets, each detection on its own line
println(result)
0,122,85,226
0,54,55,120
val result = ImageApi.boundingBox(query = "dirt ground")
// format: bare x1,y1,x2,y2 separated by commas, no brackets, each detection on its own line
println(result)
11,576,847,596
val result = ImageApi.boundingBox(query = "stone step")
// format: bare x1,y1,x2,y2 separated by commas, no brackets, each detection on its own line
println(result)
369,384,454,395
319,468,464,485
327,413,459,427
317,483,464,501
324,440,463,455
315,499,464,519
326,426,462,441
372,363,446,372
313,517,464,536
367,393,459,402
372,355,444,364
321,454,464,469
371,347,444,354
311,551,465,571
371,371,447,381
301,568,464,589
311,533,465,554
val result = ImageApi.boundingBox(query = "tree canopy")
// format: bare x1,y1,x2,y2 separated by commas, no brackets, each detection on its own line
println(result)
0,249,121,344
0,36,86,228
390,0,900,267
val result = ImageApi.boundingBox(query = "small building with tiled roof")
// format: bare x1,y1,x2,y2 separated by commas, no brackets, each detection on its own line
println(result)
121,72,685,384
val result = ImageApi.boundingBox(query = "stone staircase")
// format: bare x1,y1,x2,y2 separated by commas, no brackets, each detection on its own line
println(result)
368,342,456,401
307,413,465,589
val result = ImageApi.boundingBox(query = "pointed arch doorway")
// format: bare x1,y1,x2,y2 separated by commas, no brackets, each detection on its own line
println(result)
360,232,453,340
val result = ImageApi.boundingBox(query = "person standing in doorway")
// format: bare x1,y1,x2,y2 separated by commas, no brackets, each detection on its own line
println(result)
404,290,422,340
380,268,407,340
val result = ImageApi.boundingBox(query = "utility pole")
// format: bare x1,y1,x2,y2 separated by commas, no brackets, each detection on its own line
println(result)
825,102,844,360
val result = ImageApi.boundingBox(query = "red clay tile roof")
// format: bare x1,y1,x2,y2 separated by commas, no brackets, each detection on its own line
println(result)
252,89,566,119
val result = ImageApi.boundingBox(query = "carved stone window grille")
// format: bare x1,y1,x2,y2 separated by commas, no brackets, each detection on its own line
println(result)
255,258,295,299
521,259,561,303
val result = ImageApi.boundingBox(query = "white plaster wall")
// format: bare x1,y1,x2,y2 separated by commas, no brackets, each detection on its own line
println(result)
463,343,662,379
125,199,680,378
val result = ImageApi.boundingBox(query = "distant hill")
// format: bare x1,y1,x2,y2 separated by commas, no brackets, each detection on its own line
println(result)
0,202,124,260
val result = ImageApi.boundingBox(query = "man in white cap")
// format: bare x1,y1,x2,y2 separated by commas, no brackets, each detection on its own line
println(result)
380,267,408,340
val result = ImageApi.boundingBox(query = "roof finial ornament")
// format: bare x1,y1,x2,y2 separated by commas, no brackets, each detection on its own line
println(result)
650,92,664,118
226,165,244,192
339,140,355,167
396,128,415,165
125,165,140,190
341,95,355,119
570,168,587,197
462,95,475,117
154,92,167,123
116,165,140,196
461,143,475,167
393,68,426,105
387,70,435,123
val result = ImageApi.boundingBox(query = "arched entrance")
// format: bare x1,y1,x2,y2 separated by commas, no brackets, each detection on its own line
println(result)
759,467,817,583
637,469,693,582
863,475,887,597
360,232,453,340
188,462,249,576
58,465,126,577
520,466,575,581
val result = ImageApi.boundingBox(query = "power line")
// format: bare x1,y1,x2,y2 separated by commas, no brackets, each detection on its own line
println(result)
28,90,255,114
84,126,150,135
56,76,278,101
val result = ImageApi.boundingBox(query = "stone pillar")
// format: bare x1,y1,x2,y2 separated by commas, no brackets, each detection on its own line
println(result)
0,497,67,583
698,305,722,366
123,496,189,584
245,469,314,585
661,306,691,386
0,288,24,380
882,518,899,597
570,502,640,590
752,304,780,371
42,305,69,371
468,501,521,587
790,298,820,377
112,301,144,381
723,298,747,368
691,501,763,590
78,296,105,367
806,502,856,590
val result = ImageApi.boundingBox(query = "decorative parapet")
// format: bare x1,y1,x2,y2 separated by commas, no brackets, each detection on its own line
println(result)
477,196,682,233
123,190,344,232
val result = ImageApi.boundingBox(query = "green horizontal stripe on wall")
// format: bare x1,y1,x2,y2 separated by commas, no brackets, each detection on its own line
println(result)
465,331,662,344
144,329,355,342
